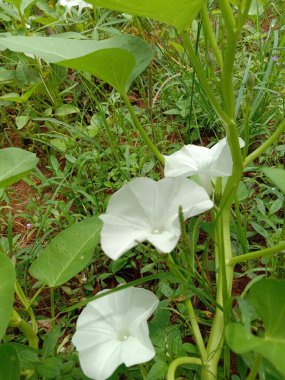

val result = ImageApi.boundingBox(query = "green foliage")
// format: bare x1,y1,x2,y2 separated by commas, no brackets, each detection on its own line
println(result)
0,253,15,340
226,279,285,377
0,344,20,380
0,35,153,94
89,0,205,31
0,148,39,188
263,167,285,194
0,1,284,379
29,217,102,287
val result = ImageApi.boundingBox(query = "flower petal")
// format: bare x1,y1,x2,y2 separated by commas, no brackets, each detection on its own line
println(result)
100,214,150,260
146,230,179,253
72,287,159,380
100,177,213,258
154,177,213,225
77,339,123,380
164,137,245,178
122,324,155,366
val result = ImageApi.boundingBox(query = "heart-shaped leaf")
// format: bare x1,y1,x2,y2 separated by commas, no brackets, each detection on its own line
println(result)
89,0,205,31
0,148,39,188
0,252,15,341
0,35,153,94
29,217,102,287
226,279,285,377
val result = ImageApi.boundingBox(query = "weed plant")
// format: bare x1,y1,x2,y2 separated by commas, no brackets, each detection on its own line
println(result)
0,1,285,380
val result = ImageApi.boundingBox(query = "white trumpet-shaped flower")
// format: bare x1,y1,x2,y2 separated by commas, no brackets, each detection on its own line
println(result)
72,286,159,380
164,137,245,178
99,177,213,259
58,0,92,15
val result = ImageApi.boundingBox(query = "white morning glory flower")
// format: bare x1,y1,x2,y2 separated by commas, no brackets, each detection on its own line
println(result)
164,137,245,192
72,286,159,380
164,137,245,177
58,0,92,15
99,177,213,259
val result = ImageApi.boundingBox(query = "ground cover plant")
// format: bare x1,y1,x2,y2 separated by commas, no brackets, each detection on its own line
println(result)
0,0,285,379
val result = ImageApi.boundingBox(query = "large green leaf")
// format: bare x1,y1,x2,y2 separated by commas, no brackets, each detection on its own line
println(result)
29,217,102,287
226,279,285,377
262,167,285,194
89,0,205,31
0,253,15,341
0,148,39,188
0,35,153,94
0,345,20,380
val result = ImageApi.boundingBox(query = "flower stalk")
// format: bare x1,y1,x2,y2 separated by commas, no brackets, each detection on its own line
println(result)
167,357,202,380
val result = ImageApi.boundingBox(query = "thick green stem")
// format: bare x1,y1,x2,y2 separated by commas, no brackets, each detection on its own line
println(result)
230,241,285,266
9,310,39,349
121,94,164,164
244,119,285,167
201,208,233,380
201,4,223,70
167,357,202,380
218,0,236,35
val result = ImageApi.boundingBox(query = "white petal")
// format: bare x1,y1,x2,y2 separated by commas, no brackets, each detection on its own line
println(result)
87,287,159,326
121,326,155,366
146,230,179,253
100,177,213,257
154,177,213,225
72,287,159,380
164,145,208,177
100,214,150,260
164,137,245,178
77,339,123,380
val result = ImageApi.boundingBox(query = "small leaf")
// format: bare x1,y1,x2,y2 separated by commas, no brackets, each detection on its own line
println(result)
89,0,206,31
248,0,264,16
226,279,285,377
0,345,20,380
15,115,29,130
0,148,39,188
262,167,285,194
29,217,102,287
0,253,15,341
42,325,61,359
269,198,283,215
55,104,80,116
36,357,63,378
50,138,67,153
0,83,39,103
